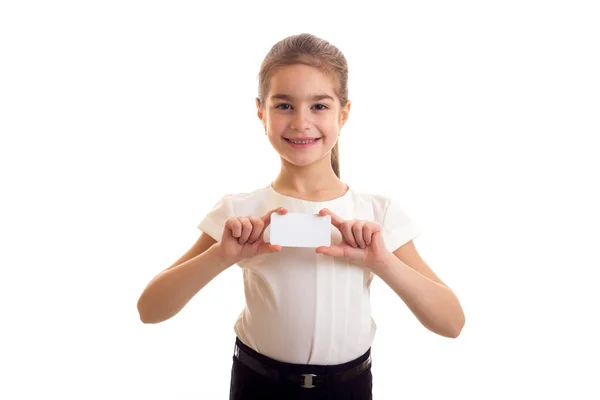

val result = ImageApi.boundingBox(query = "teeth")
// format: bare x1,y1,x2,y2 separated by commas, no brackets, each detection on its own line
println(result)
289,139,315,144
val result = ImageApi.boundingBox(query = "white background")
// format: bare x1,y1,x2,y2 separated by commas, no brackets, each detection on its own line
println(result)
1,1,599,399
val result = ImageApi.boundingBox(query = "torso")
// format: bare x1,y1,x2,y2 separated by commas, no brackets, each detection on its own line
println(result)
230,184,379,365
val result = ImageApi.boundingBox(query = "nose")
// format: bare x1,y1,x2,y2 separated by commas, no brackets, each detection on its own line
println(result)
290,108,311,131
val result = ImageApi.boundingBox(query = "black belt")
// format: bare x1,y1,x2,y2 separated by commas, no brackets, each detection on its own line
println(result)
233,343,371,389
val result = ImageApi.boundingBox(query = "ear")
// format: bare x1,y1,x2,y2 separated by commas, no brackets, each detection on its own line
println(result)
339,100,351,127
256,98,264,121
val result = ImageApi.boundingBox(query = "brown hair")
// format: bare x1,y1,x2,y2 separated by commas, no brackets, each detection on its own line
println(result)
257,33,349,178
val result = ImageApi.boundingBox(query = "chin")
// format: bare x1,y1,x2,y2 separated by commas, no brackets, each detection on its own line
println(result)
282,157,315,167
282,152,331,168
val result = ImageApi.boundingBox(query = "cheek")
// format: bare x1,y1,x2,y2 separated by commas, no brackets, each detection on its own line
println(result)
268,115,290,137
318,118,340,135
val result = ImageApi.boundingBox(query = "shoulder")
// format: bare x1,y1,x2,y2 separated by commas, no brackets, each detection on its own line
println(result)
348,186,416,227
348,186,393,219
349,186,421,251
218,185,273,214
198,185,273,237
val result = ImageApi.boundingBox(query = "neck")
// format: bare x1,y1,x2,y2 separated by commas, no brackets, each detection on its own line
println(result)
273,155,343,194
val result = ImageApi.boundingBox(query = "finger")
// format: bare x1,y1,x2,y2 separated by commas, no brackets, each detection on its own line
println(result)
340,220,358,248
318,208,344,229
353,221,366,248
316,245,344,258
261,207,288,229
225,218,242,238
238,217,253,244
370,226,384,249
247,216,265,244
363,223,374,246
258,242,282,254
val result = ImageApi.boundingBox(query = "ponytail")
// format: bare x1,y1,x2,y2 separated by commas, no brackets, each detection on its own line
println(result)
331,142,340,178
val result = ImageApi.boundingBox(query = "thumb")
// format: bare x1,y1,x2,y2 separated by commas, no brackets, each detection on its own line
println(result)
371,230,386,250
315,245,344,258
261,207,287,229
258,242,282,254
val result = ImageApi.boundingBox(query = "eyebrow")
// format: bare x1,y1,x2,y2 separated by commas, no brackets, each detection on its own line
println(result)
270,94,335,102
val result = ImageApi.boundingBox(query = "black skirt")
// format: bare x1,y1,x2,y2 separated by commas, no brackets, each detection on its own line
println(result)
229,337,373,400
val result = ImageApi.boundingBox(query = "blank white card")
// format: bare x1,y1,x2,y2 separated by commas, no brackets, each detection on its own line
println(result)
269,212,331,248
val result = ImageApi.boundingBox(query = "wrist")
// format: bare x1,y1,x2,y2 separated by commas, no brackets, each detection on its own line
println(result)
369,251,397,275
206,243,238,271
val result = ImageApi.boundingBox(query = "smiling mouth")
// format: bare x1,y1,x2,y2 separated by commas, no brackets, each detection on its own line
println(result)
284,138,321,144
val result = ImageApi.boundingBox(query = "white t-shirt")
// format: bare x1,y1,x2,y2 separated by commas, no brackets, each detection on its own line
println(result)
198,184,420,365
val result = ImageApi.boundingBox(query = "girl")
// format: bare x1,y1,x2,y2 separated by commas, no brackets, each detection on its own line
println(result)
137,33,465,400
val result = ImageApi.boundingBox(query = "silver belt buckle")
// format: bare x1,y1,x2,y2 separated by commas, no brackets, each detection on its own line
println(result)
300,373,317,388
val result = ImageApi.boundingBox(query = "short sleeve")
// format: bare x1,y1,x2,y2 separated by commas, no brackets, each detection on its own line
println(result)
197,195,234,242
381,198,421,252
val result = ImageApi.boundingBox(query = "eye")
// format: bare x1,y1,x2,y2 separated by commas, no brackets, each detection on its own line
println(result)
312,104,328,111
275,103,292,110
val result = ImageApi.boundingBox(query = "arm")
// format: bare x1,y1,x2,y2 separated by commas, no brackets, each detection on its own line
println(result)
316,208,465,338
374,240,465,338
136,233,234,324
137,206,285,324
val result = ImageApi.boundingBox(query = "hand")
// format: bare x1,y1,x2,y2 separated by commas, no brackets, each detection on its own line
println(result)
216,207,288,264
315,208,391,271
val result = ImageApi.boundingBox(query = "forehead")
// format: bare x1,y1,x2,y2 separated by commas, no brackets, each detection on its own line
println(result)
268,64,336,99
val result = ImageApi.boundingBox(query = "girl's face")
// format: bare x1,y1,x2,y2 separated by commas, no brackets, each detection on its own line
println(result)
257,64,350,171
